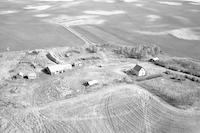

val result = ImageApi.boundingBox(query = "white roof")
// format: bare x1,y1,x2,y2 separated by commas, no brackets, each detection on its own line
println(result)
47,64,72,73
152,57,159,60
27,72,37,79
88,80,98,85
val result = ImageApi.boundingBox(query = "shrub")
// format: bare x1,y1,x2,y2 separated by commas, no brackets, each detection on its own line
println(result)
86,45,98,53
154,61,166,67
164,71,171,75
114,44,161,59
168,66,179,71
27,50,40,55
120,45,160,59
184,75,200,83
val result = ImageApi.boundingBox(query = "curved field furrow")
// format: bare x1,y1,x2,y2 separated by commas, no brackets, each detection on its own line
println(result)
147,102,195,133
103,95,116,133
37,114,77,133
1,85,200,133
111,94,160,132
98,86,200,133
3,124,16,133
93,120,105,133
102,93,145,133
74,121,88,133
108,104,139,133
53,121,72,133
152,99,200,119
148,103,194,128
114,102,144,132
99,116,113,133
80,120,92,133
126,101,170,132
0,110,31,133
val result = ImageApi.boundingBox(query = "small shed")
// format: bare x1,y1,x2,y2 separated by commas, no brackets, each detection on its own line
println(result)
46,64,72,75
131,64,146,77
83,80,98,87
27,72,37,79
72,61,83,67
65,52,72,57
149,57,159,62
17,72,37,79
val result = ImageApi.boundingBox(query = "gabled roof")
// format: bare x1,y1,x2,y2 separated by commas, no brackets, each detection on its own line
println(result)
46,64,72,74
133,64,143,72
46,52,63,64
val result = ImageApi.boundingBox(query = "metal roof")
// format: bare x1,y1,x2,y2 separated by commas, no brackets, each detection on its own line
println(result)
133,64,143,72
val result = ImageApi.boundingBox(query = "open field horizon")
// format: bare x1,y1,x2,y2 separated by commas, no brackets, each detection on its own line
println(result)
0,0,200,59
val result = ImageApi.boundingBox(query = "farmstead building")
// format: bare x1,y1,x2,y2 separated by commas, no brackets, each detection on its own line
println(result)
132,64,146,76
46,64,72,75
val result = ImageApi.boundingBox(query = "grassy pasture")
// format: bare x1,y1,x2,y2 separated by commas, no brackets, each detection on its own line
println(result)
139,76,200,109
154,58,200,77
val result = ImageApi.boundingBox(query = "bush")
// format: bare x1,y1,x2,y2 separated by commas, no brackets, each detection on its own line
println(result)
164,71,171,75
184,75,200,83
168,66,179,71
154,61,166,67
114,44,161,59
164,71,185,81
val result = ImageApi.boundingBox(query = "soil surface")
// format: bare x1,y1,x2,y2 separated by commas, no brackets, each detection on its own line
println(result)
0,0,200,59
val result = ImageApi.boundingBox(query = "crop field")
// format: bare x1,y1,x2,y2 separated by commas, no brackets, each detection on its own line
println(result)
0,0,200,59
1,84,200,133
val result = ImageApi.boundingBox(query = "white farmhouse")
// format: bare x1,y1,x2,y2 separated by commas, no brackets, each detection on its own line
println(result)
83,80,99,87
131,64,146,76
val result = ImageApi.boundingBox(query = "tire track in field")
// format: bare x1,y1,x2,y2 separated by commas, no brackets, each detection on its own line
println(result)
73,26,108,44
100,85,200,133
61,25,94,46
104,95,117,133
78,25,132,46
94,25,156,45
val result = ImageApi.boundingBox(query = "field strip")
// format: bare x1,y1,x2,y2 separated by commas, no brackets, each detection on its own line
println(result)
24,83,200,116
82,25,133,45
61,25,94,46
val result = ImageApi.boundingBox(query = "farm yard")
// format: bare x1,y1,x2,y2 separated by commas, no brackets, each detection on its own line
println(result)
0,44,200,133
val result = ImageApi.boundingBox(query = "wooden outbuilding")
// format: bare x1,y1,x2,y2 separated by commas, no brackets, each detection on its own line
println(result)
46,64,72,75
